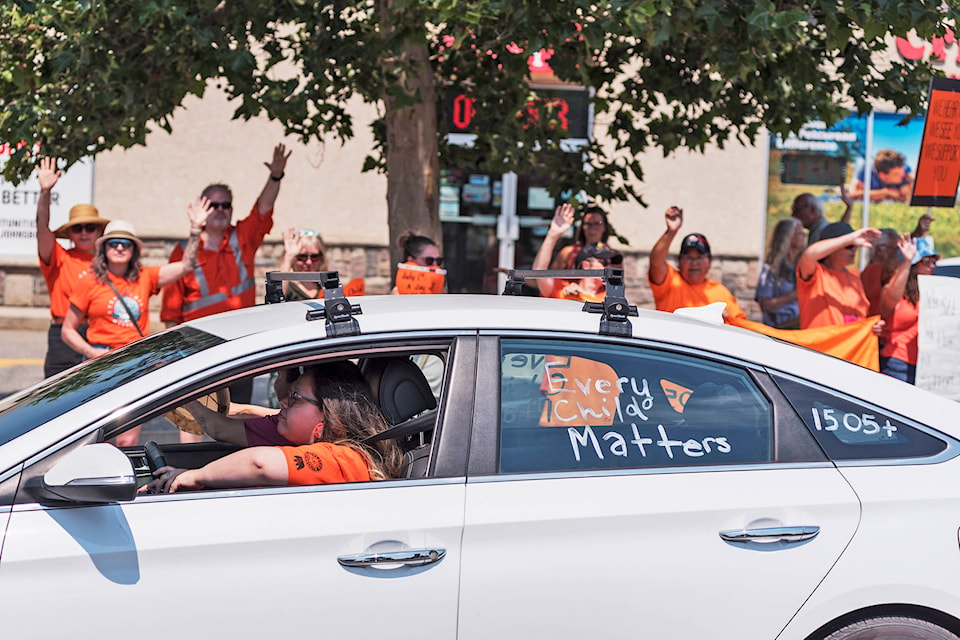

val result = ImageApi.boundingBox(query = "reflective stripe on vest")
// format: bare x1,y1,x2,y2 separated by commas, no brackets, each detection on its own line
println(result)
181,229,256,313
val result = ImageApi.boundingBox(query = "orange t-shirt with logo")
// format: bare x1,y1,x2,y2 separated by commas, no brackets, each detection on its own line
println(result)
39,243,96,319
649,264,746,320
797,262,869,329
69,267,162,349
282,442,372,485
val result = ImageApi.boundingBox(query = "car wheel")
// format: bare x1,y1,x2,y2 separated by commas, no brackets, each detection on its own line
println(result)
822,616,959,640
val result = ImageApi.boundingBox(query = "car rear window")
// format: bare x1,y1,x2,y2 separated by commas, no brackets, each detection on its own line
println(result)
773,374,948,461
0,327,224,447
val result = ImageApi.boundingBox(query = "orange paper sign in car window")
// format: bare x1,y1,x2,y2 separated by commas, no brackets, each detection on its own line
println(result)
659,379,693,414
396,262,446,294
539,355,621,427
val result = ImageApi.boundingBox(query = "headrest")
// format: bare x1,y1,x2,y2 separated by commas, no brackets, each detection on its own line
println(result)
362,357,437,425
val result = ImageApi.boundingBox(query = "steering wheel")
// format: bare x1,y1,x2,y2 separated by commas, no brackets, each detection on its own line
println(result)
143,440,168,473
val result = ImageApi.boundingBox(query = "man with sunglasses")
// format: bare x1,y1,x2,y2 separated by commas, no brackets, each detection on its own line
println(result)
648,206,746,321
162,143,291,332
35,157,110,377
796,221,881,329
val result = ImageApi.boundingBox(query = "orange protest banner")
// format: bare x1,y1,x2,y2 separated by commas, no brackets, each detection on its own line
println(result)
911,76,960,207
396,262,446,294
729,316,880,372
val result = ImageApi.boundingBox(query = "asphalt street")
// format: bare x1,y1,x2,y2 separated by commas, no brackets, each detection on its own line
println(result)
0,328,45,399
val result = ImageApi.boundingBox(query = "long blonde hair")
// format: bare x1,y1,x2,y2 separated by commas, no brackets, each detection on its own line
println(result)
304,362,402,480
764,218,801,283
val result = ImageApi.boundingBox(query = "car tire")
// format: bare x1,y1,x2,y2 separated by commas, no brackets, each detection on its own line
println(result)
822,616,959,640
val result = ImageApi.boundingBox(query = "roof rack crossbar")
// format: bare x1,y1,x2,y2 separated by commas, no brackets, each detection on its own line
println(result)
265,270,362,337
502,268,638,337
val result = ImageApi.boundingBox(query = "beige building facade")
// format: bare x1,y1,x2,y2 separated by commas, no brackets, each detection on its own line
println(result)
0,85,771,320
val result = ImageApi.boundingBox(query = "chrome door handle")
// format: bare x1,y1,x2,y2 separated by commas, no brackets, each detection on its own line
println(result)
719,526,820,543
337,548,446,568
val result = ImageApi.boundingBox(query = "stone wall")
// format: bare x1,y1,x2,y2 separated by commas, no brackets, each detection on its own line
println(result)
0,240,762,322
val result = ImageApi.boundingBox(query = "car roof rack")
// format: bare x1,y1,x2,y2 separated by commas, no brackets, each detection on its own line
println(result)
265,270,362,337
502,267,638,337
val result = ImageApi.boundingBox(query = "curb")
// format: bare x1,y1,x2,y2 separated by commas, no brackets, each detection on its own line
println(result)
0,307,52,332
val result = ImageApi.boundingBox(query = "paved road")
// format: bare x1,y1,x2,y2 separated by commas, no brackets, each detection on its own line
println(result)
0,329,45,399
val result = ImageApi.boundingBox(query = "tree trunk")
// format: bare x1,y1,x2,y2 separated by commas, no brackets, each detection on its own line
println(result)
378,1,441,279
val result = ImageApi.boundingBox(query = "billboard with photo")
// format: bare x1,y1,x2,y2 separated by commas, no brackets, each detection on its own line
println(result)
766,112,960,260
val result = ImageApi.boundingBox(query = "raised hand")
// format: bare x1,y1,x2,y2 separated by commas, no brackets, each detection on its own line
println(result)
187,196,213,231
665,206,683,233
549,203,575,236
264,143,292,178
37,157,61,191
897,233,917,265
283,227,299,255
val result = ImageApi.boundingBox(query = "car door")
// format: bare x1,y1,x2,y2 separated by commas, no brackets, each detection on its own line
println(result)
0,339,476,639
456,336,861,640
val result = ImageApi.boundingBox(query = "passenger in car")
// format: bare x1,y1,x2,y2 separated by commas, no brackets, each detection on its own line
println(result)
146,362,403,493
179,368,299,447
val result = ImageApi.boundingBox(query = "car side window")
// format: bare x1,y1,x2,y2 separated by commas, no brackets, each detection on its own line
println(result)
772,374,948,461
499,339,773,473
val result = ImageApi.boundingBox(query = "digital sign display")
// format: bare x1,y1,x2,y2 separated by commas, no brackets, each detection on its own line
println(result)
441,87,591,139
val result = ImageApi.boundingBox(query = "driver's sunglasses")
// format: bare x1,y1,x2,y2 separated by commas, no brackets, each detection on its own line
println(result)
421,256,444,267
287,389,322,408
208,201,232,210
71,223,101,234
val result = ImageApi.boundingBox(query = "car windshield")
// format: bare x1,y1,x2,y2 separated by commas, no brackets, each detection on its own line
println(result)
0,327,224,447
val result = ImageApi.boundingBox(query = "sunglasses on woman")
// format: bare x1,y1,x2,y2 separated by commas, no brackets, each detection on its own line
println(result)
106,239,134,250
71,223,101,234
419,256,444,267
296,253,323,263
920,256,938,266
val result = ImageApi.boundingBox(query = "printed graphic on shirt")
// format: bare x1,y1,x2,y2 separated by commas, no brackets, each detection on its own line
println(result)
109,294,144,327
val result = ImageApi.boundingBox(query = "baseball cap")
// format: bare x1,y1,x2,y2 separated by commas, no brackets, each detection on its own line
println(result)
575,242,622,265
820,222,854,241
680,233,711,256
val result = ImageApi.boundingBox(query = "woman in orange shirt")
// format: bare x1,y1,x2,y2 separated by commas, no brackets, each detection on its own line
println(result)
533,203,622,302
146,361,403,492
879,237,937,384
796,222,881,329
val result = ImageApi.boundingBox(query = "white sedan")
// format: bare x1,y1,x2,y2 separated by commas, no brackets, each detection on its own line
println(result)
0,278,958,640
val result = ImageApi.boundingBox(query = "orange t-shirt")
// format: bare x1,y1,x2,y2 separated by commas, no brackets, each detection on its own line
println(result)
649,264,746,320
39,243,96,319
161,205,273,324
69,267,162,349
881,299,919,365
860,262,884,317
797,262,869,329
282,442,372,485
549,279,605,302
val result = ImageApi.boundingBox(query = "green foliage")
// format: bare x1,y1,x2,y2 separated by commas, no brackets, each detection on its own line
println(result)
0,0,956,221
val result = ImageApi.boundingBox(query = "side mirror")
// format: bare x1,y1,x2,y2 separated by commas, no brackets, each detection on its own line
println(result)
34,443,137,504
